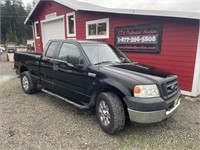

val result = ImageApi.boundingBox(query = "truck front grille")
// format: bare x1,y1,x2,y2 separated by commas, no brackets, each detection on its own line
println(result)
161,77,179,100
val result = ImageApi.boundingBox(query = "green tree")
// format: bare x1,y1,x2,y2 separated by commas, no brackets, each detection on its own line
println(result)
0,0,33,44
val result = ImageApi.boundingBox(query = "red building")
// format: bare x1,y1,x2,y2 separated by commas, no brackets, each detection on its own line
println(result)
25,0,200,96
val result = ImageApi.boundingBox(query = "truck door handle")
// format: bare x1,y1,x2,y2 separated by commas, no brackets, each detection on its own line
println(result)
53,64,58,71
43,58,51,62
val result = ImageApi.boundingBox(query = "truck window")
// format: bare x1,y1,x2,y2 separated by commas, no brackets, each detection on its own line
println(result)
58,43,80,61
46,42,58,58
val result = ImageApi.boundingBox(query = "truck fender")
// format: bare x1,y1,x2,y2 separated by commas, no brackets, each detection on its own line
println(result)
19,64,29,74
89,79,132,106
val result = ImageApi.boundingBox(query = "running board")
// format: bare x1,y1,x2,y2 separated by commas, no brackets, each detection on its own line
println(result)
42,89,90,109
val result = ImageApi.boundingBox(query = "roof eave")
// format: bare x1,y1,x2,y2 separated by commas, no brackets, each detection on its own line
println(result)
77,8,200,20
24,0,40,24
24,0,200,25
132,9,200,20
24,0,79,25
55,0,78,11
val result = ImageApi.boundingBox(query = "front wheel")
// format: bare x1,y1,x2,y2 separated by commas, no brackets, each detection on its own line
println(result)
21,71,37,94
96,92,125,134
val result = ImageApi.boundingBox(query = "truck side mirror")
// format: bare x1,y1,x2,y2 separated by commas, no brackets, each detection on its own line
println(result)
67,55,83,68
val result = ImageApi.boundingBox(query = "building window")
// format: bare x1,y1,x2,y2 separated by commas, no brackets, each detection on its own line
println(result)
34,21,40,39
86,18,109,39
66,12,76,37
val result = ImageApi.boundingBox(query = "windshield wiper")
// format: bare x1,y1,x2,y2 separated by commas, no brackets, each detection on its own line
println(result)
95,61,120,65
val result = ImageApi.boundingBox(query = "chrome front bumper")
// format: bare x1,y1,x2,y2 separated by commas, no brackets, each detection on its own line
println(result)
128,98,181,123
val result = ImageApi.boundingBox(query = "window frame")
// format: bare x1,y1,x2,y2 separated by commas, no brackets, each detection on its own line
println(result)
45,41,59,58
86,18,109,39
66,12,76,37
57,42,81,61
34,21,40,39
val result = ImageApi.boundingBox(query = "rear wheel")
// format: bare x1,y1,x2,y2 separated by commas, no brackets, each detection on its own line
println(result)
21,71,37,94
96,92,125,134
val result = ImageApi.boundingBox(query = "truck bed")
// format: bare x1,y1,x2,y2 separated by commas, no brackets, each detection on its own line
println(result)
14,51,42,76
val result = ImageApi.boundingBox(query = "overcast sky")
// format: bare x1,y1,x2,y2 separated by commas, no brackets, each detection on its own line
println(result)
22,0,200,13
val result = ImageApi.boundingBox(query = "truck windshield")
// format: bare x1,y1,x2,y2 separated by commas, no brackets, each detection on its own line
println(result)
81,43,130,65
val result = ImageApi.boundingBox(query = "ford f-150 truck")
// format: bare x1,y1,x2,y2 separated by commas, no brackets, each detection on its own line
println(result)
14,40,181,134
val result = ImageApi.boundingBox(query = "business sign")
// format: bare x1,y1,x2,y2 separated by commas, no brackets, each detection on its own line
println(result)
115,24,163,54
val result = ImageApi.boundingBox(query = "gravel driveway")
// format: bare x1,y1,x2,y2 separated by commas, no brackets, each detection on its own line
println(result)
0,53,200,150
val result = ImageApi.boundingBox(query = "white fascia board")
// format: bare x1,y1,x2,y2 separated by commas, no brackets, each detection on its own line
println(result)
24,0,200,25
132,10,200,20
24,0,40,24
54,0,78,11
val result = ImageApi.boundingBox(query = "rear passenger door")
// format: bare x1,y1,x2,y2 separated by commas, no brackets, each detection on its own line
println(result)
40,41,60,91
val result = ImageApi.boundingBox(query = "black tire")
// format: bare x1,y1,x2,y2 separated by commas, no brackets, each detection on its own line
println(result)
96,92,125,134
21,71,37,94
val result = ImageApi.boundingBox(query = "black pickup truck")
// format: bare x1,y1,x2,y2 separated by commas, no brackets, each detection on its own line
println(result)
14,40,181,134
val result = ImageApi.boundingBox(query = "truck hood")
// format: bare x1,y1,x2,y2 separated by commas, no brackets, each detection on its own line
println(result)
100,62,174,83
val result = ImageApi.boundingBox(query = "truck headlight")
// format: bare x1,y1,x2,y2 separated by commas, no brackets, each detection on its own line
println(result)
134,85,160,98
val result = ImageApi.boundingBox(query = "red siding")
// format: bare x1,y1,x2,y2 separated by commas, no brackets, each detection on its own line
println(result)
76,11,199,92
32,22,43,52
32,1,199,92
128,20,199,91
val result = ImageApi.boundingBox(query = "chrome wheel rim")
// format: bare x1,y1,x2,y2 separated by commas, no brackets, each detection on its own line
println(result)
99,100,111,126
22,76,29,91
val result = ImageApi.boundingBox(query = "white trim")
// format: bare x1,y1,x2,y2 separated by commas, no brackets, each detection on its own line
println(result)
191,21,200,96
67,38,77,40
40,15,64,24
32,23,36,52
24,0,40,24
181,90,200,97
45,12,57,20
34,21,40,39
181,90,195,96
86,18,109,39
41,15,65,49
66,12,76,37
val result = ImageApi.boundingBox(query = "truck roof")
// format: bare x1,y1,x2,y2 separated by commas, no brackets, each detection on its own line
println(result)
49,39,105,45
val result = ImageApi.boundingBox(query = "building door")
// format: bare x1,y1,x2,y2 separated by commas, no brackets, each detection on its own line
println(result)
41,17,65,48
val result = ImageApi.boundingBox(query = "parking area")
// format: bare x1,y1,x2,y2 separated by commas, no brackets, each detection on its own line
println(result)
0,53,200,150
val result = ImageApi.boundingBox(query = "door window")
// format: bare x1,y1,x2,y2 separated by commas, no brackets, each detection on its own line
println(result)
58,43,80,61
46,41,58,58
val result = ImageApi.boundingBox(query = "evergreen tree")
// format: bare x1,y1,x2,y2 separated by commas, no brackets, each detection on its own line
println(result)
26,0,38,13
0,0,33,45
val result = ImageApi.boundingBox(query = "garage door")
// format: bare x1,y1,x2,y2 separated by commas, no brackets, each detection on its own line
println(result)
42,17,65,48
